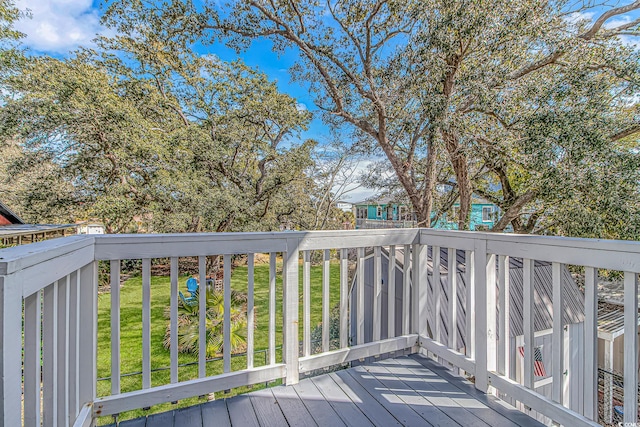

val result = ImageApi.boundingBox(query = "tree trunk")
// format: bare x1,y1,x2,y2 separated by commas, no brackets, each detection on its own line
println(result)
443,130,471,230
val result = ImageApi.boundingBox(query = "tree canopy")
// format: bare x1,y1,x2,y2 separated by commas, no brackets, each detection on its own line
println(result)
2,0,640,239
1,36,317,232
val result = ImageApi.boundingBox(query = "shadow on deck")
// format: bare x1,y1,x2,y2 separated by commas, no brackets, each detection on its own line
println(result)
113,354,543,427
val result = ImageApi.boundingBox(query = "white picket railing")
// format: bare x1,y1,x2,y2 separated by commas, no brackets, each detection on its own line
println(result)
1,229,639,426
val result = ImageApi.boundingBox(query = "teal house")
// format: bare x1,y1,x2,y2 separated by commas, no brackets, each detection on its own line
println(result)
354,197,497,230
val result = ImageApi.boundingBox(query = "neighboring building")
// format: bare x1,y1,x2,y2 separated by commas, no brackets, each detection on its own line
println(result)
0,201,24,226
77,222,106,235
353,197,497,230
0,201,79,247
335,201,354,212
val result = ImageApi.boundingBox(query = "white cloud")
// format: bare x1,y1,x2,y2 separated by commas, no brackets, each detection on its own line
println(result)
565,11,596,26
15,0,105,54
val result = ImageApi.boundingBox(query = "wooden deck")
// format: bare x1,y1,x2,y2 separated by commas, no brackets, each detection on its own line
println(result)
114,354,543,427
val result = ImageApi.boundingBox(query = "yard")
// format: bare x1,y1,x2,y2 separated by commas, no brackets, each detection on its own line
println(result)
96,257,341,424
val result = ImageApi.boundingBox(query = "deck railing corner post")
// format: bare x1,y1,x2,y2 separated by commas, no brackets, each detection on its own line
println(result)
283,238,300,385
78,261,98,409
474,238,496,393
0,273,23,426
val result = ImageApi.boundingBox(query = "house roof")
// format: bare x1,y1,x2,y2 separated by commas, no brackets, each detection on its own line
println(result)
0,201,24,225
0,223,78,238
358,247,585,348
597,301,640,341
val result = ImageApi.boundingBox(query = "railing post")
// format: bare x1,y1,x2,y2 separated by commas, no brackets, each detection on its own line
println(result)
283,238,300,385
78,261,98,412
412,241,428,339
0,274,22,426
474,238,496,393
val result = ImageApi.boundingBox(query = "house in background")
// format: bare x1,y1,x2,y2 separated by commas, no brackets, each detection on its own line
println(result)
353,196,498,230
0,200,79,247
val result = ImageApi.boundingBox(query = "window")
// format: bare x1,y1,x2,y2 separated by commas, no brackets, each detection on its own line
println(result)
482,206,493,222
376,206,382,218
356,207,367,219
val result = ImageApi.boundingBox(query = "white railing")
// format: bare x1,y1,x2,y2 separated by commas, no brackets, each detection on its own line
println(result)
1,229,639,426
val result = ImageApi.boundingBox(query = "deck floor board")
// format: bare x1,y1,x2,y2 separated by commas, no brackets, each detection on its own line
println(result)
129,354,545,427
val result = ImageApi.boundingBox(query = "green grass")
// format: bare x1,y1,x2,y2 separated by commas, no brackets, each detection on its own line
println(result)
96,257,341,424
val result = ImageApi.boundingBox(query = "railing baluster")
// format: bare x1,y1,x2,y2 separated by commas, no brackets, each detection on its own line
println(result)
357,247,364,345
523,258,534,391
551,262,563,404
303,250,311,356
170,257,178,383
269,252,276,364
198,256,207,377
223,255,231,373
340,248,348,348
142,258,152,388
322,249,330,352
57,278,68,426
465,250,475,360
68,270,79,419
448,248,457,352
373,246,382,342
433,246,441,343
583,267,597,421
498,255,510,378
624,271,638,424
110,260,121,394
62,275,71,425
43,281,58,427
403,245,410,335
247,254,255,369
388,245,396,339
24,289,42,427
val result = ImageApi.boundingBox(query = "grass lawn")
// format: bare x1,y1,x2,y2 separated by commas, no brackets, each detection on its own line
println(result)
96,258,341,424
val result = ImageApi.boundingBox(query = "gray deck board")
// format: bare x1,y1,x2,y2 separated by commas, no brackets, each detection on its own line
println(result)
119,417,147,427
201,399,231,427
410,355,543,427
345,366,437,426
310,374,376,427
227,395,260,427
292,377,347,427
271,381,318,427
135,354,546,427
380,358,493,427
174,405,202,427
332,369,404,427
248,388,289,427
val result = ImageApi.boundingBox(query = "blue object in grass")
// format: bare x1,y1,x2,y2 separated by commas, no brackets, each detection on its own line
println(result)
179,291,197,307
186,277,199,296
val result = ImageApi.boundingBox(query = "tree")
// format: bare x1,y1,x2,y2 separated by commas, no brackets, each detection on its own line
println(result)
218,0,640,232
1,43,315,232
163,287,248,357
110,0,640,234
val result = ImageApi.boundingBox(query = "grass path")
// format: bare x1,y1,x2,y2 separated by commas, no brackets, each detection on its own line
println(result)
96,259,340,424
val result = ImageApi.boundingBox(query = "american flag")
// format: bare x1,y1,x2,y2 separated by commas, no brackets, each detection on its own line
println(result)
518,346,547,377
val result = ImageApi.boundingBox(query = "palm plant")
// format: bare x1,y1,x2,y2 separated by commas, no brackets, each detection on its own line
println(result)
164,287,249,357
